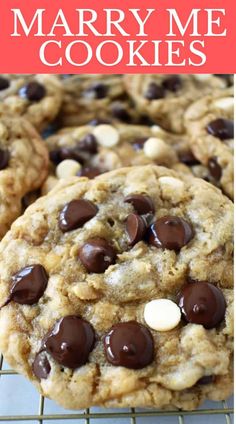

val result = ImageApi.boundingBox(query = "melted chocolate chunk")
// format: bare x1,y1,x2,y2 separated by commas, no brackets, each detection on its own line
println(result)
208,157,222,181
162,75,182,92
33,352,51,379
104,321,154,369
126,213,147,246
0,149,10,170
79,238,117,273
178,282,226,329
19,82,46,102
207,119,234,140
59,199,98,232
0,77,10,90
43,316,95,369
148,216,194,251
144,83,165,100
124,194,155,215
3,264,48,306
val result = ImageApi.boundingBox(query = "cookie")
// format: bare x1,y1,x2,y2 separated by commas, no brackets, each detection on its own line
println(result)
0,74,63,131
184,88,234,199
42,123,212,194
0,115,48,238
124,74,231,133
0,165,233,410
58,75,152,127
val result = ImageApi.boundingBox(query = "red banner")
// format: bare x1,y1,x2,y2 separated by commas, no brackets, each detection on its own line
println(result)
0,0,235,73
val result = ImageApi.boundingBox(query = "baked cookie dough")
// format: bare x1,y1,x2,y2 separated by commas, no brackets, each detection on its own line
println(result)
0,115,48,238
0,165,233,410
124,74,231,133
184,89,234,199
58,74,153,127
42,123,212,193
0,74,63,131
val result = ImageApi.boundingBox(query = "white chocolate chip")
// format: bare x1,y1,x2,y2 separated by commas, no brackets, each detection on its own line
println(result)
143,137,176,164
213,97,234,111
56,159,81,179
151,125,164,135
158,176,185,203
193,74,212,81
144,299,181,332
159,176,184,191
93,125,119,147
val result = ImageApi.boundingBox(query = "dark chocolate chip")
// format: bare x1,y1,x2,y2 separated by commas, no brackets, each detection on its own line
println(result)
0,149,10,170
84,83,108,99
137,115,156,126
126,214,147,246
208,157,222,181
162,75,182,92
104,321,154,369
19,82,46,102
178,151,200,166
3,264,48,306
124,194,155,215
59,199,98,232
148,216,194,251
44,316,95,369
0,77,10,90
60,147,87,164
178,282,226,329
132,138,148,151
207,119,234,140
79,238,116,273
77,166,102,179
49,149,62,165
33,352,51,379
144,83,165,100
79,134,98,154
197,375,215,385
111,104,132,123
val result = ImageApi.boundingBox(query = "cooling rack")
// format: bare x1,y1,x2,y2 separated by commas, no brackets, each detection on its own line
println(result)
0,354,233,424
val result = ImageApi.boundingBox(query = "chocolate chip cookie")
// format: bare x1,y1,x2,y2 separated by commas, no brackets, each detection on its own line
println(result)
58,74,152,127
0,115,48,238
0,165,233,410
42,122,212,194
124,74,231,133
184,88,234,199
0,75,63,131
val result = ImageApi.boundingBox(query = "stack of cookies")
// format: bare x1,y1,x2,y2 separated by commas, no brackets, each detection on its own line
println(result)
0,73,233,411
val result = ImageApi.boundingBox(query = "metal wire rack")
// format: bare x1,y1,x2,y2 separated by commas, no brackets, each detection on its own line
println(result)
0,354,233,424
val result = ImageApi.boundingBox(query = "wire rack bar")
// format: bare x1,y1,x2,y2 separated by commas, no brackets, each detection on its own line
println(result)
0,355,233,422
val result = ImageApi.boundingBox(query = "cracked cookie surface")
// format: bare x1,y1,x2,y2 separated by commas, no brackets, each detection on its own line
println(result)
0,165,233,410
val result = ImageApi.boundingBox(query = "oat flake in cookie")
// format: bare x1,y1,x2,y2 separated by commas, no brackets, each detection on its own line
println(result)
0,115,48,238
0,165,233,410
0,74,63,131
124,74,230,133
184,88,234,199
